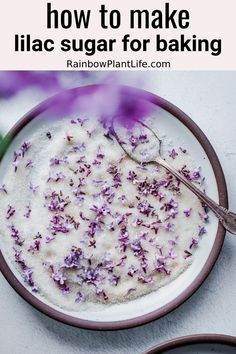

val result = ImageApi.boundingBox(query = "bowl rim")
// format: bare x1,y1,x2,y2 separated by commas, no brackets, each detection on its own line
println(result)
142,333,236,353
0,84,228,330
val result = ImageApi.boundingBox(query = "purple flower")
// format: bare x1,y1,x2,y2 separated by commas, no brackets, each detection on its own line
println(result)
20,141,31,157
151,224,159,234
95,288,108,301
90,203,110,218
0,72,61,98
47,172,65,183
139,134,149,144
128,134,149,152
139,232,148,240
107,165,122,188
198,225,206,236
149,238,156,245
113,173,122,188
179,147,187,154
65,134,73,142
129,135,138,148
96,148,105,159
10,225,25,246
13,151,20,162
75,195,85,206
162,198,178,212
34,240,40,251
137,200,154,217
184,208,192,217
0,184,7,194
118,195,128,204
168,248,177,259
23,268,34,287
155,258,170,275
155,246,162,257
49,215,73,234
75,291,86,303
192,167,201,180
130,239,142,254
132,218,143,227
24,204,32,219
46,192,70,213
168,236,179,246
6,205,15,219
50,157,62,166
130,239,148,272
79,212,89,221
109,274,120,286
168,209,178,219
199,211,209,222
45,235,55,243
168,149,178,159
29,182,39,194
115,212,132,227
190,237,199,249
127,265,138,277
138,275,154,284
78,163,91,177
12,160,19,173
28,240,41,254
14,248,36,289
70,143,86,153
89,238,97,248
118,227,130,252
62,247,84,269
14,249,25,267
101,254,114,273
92,159,101,167
116,256,127,267
180,165,193,181
25,159,34,168
71,117,88,126
158,192,166,202
100,185,115,204
127,171,137,183
184,250,192,259
137,179,151,197
86,221,99,238
34,232,42,240
81,266,105,287
48,265,70,294
164,223,175,232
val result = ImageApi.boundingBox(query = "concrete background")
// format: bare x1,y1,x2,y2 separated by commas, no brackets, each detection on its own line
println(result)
0,71,235,354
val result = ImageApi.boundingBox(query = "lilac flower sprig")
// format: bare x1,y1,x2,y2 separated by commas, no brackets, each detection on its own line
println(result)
0,184,7,194
47,264,70,294
28,240,41,254
14,248,37,290
168,149,178,159
12,141,32,173
6,205,15,219
10,225,25,246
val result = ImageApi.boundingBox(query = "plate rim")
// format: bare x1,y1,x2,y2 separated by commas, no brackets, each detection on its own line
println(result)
0,84,228,330
142,334,236,353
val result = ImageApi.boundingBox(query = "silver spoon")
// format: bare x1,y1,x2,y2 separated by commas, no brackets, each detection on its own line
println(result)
112,119,236,235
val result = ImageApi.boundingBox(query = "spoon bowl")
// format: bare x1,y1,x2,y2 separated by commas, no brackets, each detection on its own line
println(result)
112,118,236,235
112,118,162,164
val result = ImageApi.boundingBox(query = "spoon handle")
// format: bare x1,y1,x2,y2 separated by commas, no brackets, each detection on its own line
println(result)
157,157,236,235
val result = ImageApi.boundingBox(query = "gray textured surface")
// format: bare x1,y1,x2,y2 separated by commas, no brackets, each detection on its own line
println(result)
0,72,236,354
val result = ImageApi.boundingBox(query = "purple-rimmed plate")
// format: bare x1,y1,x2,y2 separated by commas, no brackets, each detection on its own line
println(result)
0,85,227,330
142,334,236,353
